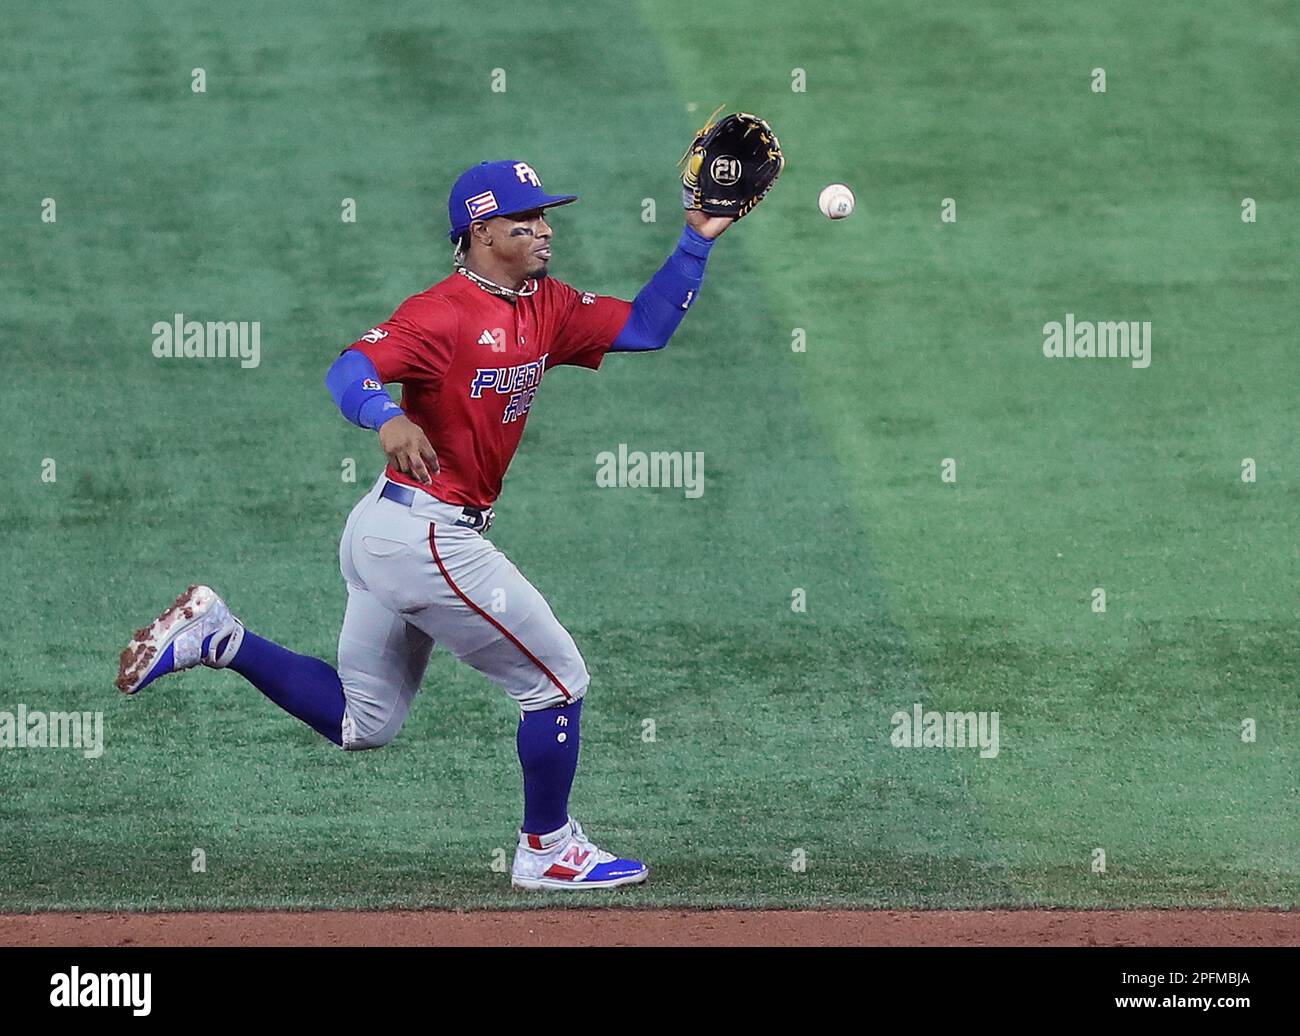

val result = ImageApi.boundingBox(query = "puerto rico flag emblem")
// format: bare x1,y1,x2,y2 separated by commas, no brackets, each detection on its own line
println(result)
465,190,499,219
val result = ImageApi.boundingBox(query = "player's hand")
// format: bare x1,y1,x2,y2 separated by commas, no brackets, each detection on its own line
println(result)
379,414,440,484
684,209,735,239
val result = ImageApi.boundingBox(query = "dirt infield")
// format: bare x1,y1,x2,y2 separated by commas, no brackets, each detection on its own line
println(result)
3,910,1296,947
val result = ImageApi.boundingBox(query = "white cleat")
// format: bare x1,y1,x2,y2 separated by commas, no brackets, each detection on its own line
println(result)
115,585,244,695
511,817,649,891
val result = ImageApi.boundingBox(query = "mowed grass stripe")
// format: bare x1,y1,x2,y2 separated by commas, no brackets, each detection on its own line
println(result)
640,0,1018,898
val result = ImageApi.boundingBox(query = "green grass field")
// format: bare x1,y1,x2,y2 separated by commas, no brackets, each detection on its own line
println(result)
1,0,1295,910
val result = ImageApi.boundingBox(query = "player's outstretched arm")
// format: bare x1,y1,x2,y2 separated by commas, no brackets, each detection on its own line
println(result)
608,219,725,353
610,107,783,352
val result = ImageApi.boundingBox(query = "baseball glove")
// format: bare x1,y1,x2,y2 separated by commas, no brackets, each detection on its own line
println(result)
679,107,784,220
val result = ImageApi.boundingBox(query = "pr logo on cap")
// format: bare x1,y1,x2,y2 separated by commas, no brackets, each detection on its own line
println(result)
513,162,541,186
465,190,499,219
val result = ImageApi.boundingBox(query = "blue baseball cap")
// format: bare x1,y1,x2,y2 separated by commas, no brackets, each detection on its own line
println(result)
447,160,578,242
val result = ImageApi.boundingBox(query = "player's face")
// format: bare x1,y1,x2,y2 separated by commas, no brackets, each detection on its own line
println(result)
496,209,554,280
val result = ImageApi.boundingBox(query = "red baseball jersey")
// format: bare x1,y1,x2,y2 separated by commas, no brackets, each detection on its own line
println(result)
347,273,632,508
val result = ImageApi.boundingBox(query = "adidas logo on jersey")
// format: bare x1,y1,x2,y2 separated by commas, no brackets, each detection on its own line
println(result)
478,329,506,352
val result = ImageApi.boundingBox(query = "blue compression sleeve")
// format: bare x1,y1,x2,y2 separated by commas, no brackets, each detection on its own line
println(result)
610,224,716,351
325,349,404,430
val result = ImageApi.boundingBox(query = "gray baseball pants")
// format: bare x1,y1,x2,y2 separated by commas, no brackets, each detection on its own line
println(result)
336,474,589,750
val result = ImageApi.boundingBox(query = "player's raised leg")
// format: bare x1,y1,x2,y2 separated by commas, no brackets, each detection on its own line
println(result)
115,479,439,748
115,584,350,745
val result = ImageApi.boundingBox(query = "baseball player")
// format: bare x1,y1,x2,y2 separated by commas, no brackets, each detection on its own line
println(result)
117,122,782,890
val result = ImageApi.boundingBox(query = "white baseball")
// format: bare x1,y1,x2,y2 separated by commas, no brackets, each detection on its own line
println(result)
818,183,855,220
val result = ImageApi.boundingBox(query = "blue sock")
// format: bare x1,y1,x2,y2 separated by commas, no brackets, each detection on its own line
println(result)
227,631,346,746
517,699,583,835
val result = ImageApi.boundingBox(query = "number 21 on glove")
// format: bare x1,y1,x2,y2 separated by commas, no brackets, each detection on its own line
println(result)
680,107,784,220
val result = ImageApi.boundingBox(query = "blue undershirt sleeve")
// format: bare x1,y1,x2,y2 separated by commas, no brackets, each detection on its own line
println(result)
610,224,716,352
325,349,404,430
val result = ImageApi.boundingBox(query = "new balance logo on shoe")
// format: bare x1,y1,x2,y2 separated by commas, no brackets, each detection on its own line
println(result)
561,845,592,868
512,817,649,890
